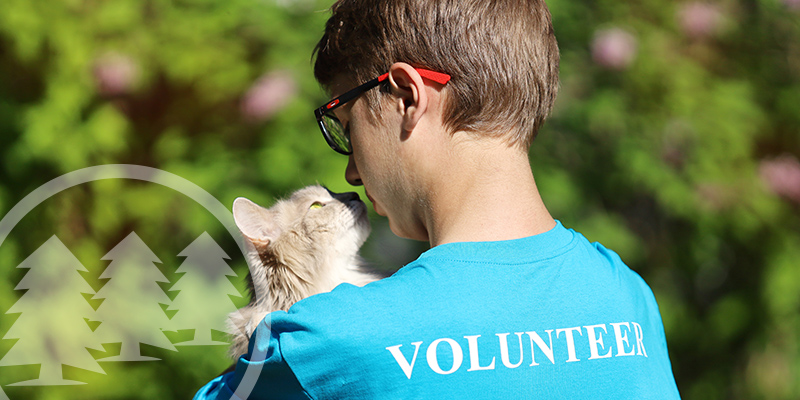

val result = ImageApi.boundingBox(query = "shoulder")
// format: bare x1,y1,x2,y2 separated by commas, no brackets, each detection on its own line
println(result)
253,268,431,398
272,263,431,337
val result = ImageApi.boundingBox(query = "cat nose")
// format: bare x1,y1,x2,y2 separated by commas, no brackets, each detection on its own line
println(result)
336,191,360,202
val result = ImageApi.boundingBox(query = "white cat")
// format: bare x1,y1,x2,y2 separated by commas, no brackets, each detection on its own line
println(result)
227,185,380,360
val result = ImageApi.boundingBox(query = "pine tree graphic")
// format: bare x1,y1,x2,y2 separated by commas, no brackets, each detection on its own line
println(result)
0,384,8,400
92,232,176,361
168,232,241,346
0,236,105,386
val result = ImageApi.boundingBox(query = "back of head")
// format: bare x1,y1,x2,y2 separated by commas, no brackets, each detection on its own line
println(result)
313,0,560,149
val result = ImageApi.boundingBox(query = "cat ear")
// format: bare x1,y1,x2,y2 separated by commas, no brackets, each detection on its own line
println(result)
232,197,281,243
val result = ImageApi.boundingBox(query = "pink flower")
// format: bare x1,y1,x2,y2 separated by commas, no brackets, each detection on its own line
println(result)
591,28,638,70
759,155,800,204
784,0,800,11
240,71,297,122
93,53,139,96
678,3,724,39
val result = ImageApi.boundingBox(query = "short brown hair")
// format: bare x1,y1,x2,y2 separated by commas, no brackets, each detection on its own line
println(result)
313,0,560,148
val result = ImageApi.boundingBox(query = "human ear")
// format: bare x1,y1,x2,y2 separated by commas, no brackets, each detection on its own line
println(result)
387,62,428,134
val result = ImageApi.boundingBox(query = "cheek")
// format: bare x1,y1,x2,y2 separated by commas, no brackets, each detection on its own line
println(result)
351,139,388,195
355,128,399,181
351,103,395,159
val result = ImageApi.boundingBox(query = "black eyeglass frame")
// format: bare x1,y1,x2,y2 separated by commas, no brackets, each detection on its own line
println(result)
314,68,451,155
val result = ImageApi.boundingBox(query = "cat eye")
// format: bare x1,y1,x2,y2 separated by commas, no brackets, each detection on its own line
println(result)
313,68,451,155
310,202,324,209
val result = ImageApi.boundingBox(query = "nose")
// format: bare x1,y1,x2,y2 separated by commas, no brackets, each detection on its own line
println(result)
345,155,363,186
334,191,360,203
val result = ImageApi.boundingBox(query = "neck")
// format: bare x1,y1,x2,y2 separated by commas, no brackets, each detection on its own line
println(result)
421,136,555,247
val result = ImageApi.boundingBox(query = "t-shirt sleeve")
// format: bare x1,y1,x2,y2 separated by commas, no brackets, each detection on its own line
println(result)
193,311,311,400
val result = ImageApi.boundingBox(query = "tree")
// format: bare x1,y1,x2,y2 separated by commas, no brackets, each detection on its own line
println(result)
92,232,176,361
0,236,104,385
168,232,241,346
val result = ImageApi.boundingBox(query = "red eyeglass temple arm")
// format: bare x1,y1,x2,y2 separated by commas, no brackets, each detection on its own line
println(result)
377,68,451,85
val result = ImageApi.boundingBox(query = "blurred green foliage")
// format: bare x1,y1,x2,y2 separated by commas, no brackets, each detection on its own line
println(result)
0,0,798,398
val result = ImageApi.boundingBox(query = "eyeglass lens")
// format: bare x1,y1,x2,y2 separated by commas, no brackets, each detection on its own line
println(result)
321,113,351,154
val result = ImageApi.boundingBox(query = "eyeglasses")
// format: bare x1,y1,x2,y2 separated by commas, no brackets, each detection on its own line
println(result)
314,68,451,155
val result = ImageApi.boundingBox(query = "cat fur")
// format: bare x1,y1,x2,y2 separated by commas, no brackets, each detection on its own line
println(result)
227,185,380,360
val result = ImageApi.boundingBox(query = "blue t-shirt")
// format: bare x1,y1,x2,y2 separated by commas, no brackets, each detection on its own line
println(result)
195,221,681,399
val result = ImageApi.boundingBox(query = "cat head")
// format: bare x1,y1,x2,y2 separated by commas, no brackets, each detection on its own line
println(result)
232,185,371,299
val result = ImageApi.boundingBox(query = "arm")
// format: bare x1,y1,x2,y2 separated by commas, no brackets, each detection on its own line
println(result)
193,314,311,400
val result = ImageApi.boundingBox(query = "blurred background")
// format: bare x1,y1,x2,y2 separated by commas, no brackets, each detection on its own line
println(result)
0,0,798,398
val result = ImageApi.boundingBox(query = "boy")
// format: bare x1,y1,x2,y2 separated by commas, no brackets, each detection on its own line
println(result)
195,0,681,398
